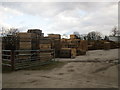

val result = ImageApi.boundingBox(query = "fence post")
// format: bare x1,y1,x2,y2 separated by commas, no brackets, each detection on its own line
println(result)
53,49,55,61
11,50,15,71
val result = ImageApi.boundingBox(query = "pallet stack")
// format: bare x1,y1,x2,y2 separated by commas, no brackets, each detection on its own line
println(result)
16,33,37,60
17,33,37,49
39,52,52,62
70,34,78,39
61,39,69,48
104,42,110,50
60,48,71,58
39,38,53,62
88,41,95,50
71,48,76,58
79,40,88,51
48,34,61,58
60,48,77,58
27,29,44,38
77,40,88,55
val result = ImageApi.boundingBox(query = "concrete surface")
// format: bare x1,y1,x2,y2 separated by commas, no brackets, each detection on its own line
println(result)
2,49,119,88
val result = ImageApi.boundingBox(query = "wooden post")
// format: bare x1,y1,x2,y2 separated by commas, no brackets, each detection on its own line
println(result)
11,50,15,71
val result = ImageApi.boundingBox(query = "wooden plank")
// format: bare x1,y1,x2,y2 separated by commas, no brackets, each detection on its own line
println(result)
2,63,12,67
19,42,32,49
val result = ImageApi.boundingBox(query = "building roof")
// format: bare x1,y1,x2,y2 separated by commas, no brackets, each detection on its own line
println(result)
109,36,120,42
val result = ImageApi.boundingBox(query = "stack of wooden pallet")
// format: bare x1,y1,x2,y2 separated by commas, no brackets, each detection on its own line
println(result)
80,40,88,51
39,52,52,62
17,33,37,49
104,42,110,50
77,40,88,55
16,33,37,60
60,48,71,58
71,48,76,58
39,38,53,62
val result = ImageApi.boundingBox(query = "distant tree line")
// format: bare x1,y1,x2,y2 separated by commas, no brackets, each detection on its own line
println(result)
1,25,119,41
1,27,19,36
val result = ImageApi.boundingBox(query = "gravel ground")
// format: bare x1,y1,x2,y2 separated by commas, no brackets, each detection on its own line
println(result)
2,49,119,88
57,49,119,62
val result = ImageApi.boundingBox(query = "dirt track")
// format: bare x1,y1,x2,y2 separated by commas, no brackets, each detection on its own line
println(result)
2,49,119,88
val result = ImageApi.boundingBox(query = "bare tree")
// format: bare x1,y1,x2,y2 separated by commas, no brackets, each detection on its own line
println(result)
1,27,19,36
73,31,81,39
7,28,19,35
79,34,87,40
87,31,102,40
104,36,109,41
62,34,68,39
111,26,117,36
2,27,19,50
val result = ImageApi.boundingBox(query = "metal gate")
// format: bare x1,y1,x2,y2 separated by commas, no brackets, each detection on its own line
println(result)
2,49,55,70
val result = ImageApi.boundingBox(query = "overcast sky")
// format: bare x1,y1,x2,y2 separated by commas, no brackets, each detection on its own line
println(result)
0,2,118,36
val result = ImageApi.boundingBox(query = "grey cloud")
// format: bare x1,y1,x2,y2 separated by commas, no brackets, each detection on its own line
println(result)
0,2,118,36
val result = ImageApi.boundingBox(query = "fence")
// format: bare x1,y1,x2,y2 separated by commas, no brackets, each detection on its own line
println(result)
2,49,55,70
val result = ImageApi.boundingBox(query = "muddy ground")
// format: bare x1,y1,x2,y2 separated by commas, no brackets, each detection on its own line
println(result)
2,49,119,88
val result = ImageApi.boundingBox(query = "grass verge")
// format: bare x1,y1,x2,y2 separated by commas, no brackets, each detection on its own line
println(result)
2,61,67,73
24,61,67,70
